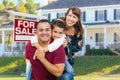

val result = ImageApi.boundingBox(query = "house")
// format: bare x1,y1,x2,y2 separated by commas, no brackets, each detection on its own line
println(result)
37,0,120,55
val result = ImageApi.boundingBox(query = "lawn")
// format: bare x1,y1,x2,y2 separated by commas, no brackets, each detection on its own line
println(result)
0,76,120,80
0,56,120,80
73,56,120,76
0,75,25,80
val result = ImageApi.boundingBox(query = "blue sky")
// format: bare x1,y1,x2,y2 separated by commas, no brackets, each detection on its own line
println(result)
0,0,40,4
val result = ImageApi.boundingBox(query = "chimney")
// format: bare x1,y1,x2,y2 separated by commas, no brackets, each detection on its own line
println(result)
48,0,58,4
48,0,52,4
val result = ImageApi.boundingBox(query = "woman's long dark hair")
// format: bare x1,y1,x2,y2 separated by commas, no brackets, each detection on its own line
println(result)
65,6,84,36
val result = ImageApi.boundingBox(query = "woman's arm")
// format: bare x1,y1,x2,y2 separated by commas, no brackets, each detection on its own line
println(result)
68,35,83,52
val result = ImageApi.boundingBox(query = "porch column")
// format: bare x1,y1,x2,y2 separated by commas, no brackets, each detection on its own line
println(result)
84,28,87,45
84,27,87,55
1,30,5,55
104,27,107,48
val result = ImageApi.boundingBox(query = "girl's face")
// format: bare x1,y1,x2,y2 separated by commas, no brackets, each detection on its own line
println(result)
52,26,64,39
66,10,79,27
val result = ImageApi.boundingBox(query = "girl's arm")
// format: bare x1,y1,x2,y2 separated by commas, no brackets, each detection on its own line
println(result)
31,35,43,50
31,35,38,47
31,34,66,52
48,34,66,52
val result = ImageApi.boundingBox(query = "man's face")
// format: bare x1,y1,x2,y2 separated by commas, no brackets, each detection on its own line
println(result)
36,22,51,43
52,26,64,39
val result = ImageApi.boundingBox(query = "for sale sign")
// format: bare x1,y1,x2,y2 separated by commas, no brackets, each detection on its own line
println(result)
14,18,37,42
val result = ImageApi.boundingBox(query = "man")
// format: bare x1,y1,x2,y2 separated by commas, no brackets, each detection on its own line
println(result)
25,19,66,80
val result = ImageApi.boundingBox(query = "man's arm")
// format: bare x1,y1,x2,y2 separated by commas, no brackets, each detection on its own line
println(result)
35,47,65,77
39,58,65,77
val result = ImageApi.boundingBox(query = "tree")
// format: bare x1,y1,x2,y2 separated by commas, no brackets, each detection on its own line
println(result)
9,2,15,7
0,3,5,12
18,0,26,13
25,0,35,14
3,0,8,7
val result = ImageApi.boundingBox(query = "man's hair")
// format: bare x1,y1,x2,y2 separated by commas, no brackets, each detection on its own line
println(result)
36,19,51,29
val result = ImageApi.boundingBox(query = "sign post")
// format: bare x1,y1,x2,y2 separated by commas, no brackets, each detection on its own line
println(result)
14,18,37,42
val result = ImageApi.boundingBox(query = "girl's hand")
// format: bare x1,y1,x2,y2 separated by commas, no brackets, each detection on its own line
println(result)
66,36,71,42
63,40,68,47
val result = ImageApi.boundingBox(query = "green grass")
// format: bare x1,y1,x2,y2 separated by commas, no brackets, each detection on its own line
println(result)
0,75,25,80
0,76,120,80
0,57,25,75
73,56,120,76
0,56,120,80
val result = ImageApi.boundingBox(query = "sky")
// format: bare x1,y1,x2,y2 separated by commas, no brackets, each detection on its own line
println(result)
0,0,48,7
0,0,41,4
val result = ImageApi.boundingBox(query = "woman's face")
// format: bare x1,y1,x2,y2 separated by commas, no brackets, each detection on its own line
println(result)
66,10,79,27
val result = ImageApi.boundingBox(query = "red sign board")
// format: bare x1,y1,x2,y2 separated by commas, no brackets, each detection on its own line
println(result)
14,18,37,42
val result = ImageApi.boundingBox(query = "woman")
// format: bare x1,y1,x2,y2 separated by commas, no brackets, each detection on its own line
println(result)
57,6,84,80
63,6,84,65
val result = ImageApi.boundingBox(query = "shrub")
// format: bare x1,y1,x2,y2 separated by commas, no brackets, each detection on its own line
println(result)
88,49,116,56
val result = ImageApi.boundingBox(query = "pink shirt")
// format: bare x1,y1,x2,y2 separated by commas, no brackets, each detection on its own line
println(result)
25,40,66,80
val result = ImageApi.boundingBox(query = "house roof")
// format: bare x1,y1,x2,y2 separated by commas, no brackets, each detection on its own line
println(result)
84,21,120,26
0,22,13,28
39,0,120,10
0,18,37,29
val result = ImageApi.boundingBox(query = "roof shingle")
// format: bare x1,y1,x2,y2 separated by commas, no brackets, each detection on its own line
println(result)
39,0,120,10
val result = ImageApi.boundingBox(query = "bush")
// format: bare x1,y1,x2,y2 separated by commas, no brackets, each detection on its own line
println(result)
88,49,116,56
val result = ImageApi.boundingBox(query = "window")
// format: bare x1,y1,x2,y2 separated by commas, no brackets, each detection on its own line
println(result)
57,13,65,18
4,30,13,45
114,32,117,43
114,9,120,20
95,33,104,47
95,10,107,21
114,32,120,43
0,31,2,44
81,11,86,22
43,13,51,21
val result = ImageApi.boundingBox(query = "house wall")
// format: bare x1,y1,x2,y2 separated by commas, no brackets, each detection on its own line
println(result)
107,27,120,45
85,10,95,23
41,9,67,21
86,28,104,48
0,29,25,56
40,5,120,23
85,25,120,49
107,9,114,21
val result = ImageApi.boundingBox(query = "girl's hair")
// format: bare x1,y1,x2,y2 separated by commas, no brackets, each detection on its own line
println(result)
65,6,84,35
51,19,65,30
